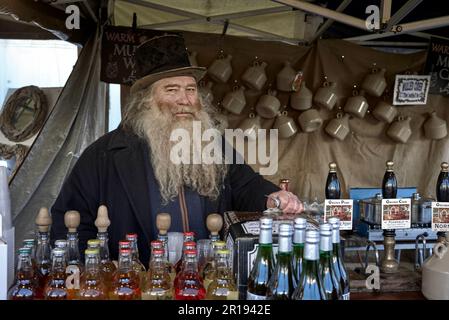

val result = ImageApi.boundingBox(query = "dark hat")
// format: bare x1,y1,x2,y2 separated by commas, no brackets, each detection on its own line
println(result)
130,34,206,94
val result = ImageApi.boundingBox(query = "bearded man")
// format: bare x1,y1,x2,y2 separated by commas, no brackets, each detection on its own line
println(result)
50,34,303,265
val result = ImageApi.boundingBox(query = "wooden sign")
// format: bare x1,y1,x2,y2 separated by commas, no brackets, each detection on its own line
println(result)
424,37,449,96
100,26,168,85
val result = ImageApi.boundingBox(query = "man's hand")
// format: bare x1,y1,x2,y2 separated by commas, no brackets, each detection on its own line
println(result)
266,190,304,214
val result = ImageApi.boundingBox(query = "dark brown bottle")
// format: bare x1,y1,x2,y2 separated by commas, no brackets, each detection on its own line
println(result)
382,161,397,199
325,162,341,199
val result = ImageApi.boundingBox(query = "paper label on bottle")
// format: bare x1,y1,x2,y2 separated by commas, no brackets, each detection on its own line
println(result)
431,202,449,231
342,293,350,300
324,199,353,230
381,199,411,230
246,291,268,300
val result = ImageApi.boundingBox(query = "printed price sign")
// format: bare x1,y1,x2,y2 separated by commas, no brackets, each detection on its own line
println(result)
432,202,449,231
324,199,353,230
381,199,411,229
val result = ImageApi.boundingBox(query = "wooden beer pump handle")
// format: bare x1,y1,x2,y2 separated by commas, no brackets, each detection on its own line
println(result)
206,213,223,236
35,207,52,233
156,212,171,235
64,210,80,233
95,205,111,233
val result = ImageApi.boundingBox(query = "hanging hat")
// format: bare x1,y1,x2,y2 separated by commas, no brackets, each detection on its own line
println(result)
130,34,206,94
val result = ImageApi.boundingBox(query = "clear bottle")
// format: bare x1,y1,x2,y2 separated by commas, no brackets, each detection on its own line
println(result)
125,233,147,288
328,216,350,300
110,248,141,300
319,223,341,300
326,162,341,199
175,249,205,300
79,249,107,300
44,248,68,300
35,230,52,299
202,241,226,291
292,217,306,284
142,248,173,300
292,230,326,300
206,249,238,300
174,232,196,273
96,232,116,294
267,223,296,300
382,160,397,199
8,247,36,300
246,217,275,300
23,239,38,290
174,241,198,288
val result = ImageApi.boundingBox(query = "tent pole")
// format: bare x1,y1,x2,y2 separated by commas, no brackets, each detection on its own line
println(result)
309,0,352,43
384,0,423,31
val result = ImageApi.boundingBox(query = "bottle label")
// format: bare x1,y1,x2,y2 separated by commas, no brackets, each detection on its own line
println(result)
381,198,411,230
246,291,267,300
342,292,350,300
324,199,353,231
431,202,449,232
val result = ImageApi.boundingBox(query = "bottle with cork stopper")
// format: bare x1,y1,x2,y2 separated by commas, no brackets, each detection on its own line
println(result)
94,205,116,296
156,212,175,282
35,207,52,299
64,210,83,299
201,213,224,287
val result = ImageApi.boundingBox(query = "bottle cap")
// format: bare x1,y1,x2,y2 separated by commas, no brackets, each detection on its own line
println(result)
184,249,197,256
119,248,131,255
441,162,449,171
206,213,223,236
151,240,163,248
386,160,394,170
294,217,307,229
87,239,101,248
18,247,32,255
329,162,337,172
85,248,99,256
279,223,293,237
305,230,320,243
327,216,340,228
184,231,196,238
54,239,68,248
119,240,131,248
320,223,333,236
53,248,66,257
95,205,110,233
216,249,230,255
126,233,138,241
156,212,171,235
260,217,273,229
35,207,52,232
152,249,164,256
22,239,36,246
212,241,226,248
64,210,80,232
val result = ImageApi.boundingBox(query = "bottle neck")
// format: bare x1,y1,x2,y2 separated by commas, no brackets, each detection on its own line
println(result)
293,229,305,245
259,228,272,244
278,235,292,253
149,255,166,274
17,253,33,275
332,228,340,244
51,255,67,273
118,253,133,271
85,255,100,273
304,242,319,261
36,232,51,264
183,256,199,273
67,232,81,265
97,232,111,262
320,235,332,253
215,256,232,279
157,234,169,261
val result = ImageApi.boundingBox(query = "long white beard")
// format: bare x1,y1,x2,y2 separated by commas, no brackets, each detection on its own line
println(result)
127,94,227,204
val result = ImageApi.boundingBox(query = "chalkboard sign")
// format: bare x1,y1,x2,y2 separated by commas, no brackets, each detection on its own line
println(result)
100,26,171,85
424,37,449,96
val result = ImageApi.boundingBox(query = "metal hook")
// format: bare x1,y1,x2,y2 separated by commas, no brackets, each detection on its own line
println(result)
415,232,428,271
365,240,380,271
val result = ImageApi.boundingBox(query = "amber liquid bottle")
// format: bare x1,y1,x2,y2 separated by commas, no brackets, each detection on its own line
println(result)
206,249,238,300
8,248,36,300
142,248,173,300
174,232,196,273
44,248,68,300
110,248,141,300
79,249,107,300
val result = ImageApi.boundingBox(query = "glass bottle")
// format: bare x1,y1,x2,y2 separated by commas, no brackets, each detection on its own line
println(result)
125,233,147,288
436,162,449,202
326,162,341,199
23,239,38,290
382,160,397,199
79,249,107,300
319,223,341,300
174,241,198,288
206,249,238,300
110,248,141,300
35,230,52,299
8,247,36,300
292,217,306,284
246,217,274,300
328,216,350,300
96,232,116,294
202,241,226,291
174,232,196,273
292,230,326,300
44,248,68,300
142,248,173,300
267,223,296,300
175,249,205,300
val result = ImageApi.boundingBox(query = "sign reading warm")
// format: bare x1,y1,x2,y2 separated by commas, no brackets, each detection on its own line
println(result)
100,26,166,85
424,37,449,96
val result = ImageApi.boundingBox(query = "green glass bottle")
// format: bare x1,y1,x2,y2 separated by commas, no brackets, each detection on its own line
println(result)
319,223,341,300
292,217,306,284
328,216,350,300
267,223,296,300
246,217,274,300
292,230,326,300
